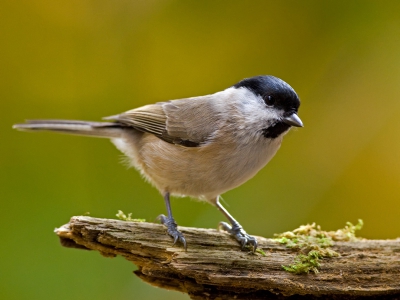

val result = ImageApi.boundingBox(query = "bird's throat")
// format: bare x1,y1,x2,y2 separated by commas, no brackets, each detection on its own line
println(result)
262,122,290,139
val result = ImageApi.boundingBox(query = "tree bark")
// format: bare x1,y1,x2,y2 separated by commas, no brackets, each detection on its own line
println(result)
55,216,400,299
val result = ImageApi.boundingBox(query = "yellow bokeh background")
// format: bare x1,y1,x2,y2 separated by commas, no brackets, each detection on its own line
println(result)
1,1,400,299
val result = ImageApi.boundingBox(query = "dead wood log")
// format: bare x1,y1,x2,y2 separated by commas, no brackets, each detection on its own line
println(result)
55,216,400,299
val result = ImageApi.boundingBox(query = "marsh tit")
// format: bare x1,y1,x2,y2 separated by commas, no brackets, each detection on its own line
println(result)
14,75,303,251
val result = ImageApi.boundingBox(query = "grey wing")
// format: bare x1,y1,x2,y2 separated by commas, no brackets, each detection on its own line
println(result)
106,95,221,147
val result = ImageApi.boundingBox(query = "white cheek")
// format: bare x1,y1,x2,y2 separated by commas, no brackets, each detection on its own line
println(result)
238,94,281,128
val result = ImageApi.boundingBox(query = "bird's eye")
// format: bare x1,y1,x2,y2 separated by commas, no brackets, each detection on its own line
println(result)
265,95,275,106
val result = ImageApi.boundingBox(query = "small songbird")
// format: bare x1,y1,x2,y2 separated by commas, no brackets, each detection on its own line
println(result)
13,75,303,251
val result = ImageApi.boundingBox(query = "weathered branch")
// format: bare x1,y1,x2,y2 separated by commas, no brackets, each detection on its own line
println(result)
55,216,400,299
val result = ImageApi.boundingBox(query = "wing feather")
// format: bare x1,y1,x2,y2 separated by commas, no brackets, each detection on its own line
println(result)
106,95,221,147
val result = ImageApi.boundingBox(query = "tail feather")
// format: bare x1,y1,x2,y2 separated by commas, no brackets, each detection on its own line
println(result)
13,119,126,139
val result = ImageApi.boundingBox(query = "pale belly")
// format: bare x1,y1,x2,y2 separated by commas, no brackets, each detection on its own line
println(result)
114,132,283,202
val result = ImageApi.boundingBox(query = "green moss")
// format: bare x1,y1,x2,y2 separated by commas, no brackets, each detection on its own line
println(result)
282,251,321,274
256,248,267,256
274,220,363,274
116,210,146,222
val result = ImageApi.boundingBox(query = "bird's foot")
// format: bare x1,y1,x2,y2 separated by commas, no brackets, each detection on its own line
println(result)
157,214,187,250
219,221,258,252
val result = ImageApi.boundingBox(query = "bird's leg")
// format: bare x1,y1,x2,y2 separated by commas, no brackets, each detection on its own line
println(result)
216,198,258,252
157,192,187,250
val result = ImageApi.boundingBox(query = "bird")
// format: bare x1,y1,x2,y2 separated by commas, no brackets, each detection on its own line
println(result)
13,75,303,252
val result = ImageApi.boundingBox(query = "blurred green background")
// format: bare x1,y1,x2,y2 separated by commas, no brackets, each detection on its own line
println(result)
2,0,400,299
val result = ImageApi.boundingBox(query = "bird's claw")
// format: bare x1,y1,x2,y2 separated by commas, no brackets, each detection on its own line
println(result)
219,221,258,252
157,214,187,250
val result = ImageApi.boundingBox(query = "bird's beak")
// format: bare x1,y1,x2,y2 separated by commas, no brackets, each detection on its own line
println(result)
283,113,303,127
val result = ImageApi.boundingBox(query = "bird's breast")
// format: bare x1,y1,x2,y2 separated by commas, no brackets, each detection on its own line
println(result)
126,132,283,201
